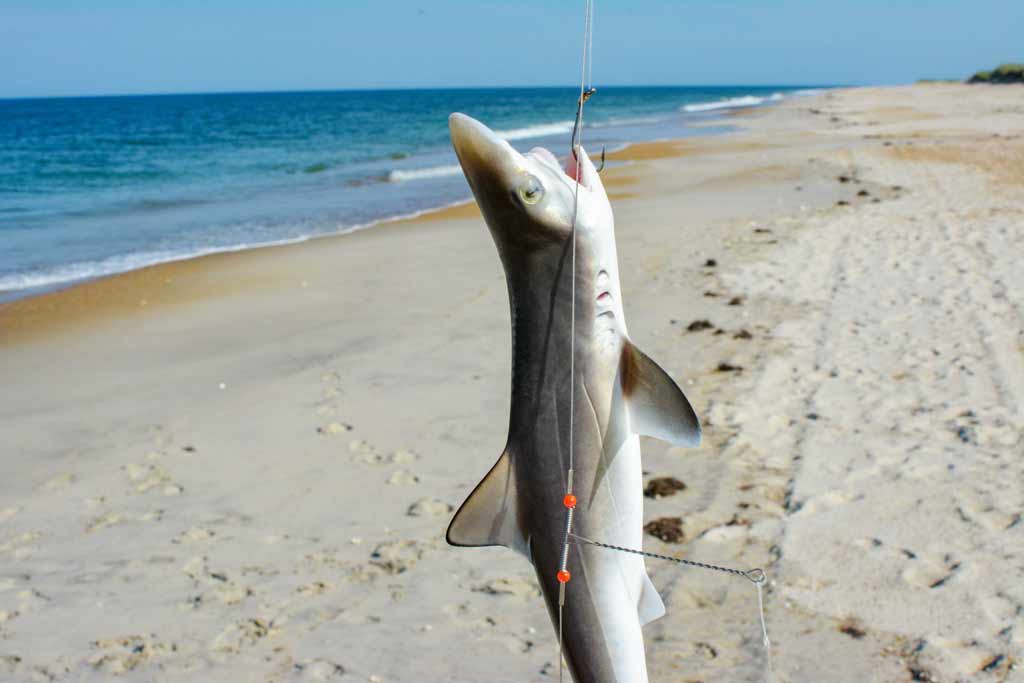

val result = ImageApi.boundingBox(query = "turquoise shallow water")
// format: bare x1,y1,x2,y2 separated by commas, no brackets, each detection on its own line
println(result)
0,86,820,299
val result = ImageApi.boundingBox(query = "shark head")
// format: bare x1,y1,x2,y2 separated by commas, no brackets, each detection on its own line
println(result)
449,113,612,253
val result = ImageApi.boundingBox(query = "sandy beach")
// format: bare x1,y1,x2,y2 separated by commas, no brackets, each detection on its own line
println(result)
2,84,1023,682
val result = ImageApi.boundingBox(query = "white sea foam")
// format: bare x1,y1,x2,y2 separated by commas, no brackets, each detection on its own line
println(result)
0,239,310,294
387,164,463,182
494,121,574,141
681,94,784,113
0,200,478,296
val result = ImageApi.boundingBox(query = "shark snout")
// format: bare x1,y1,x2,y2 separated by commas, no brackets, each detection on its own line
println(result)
449,113,524,192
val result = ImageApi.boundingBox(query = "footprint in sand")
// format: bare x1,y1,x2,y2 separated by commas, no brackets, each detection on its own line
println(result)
172,527,217,544
317,421,353,436
406,498,453,517
0,531,42,560
386,470,419,486
86,509,164,533
89,634,177,675
210,617,278,654
900,554,961,589
123,462,183,496
40,472,75,492
295,581,332,597
182,557,254,605
369,540,426,575
0,655,22,676
473,577,540,599
320,371,343,399
293,659,346,680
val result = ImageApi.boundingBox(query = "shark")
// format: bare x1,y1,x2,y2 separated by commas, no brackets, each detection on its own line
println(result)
446,113,701,682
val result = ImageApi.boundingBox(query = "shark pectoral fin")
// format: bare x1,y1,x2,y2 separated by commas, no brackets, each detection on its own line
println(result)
446,451,528,556
638,572,666,626
621,342,702,447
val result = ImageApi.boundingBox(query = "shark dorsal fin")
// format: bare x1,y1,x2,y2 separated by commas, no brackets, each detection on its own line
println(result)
446,451,528,556
621,342,701,447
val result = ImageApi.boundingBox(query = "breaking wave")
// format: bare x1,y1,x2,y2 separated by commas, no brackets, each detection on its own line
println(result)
682,93,784,113
494,121,574,141
388,164,463,182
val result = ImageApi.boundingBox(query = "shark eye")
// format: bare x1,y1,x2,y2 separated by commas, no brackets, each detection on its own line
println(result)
517,175,544,205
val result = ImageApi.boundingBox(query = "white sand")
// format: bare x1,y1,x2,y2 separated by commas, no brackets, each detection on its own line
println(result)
1,84,1022,682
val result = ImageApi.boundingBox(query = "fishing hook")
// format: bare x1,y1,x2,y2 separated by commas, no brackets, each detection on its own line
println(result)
570,87,597,156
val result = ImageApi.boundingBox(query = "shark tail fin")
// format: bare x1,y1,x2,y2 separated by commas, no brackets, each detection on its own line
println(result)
638,572,667,626
621,341,702,447
446,451,528,556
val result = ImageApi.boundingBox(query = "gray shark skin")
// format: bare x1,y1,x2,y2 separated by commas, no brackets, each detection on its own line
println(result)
446,113,701,683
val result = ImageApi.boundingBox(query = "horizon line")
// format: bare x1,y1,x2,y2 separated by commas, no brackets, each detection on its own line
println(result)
0,82,852,102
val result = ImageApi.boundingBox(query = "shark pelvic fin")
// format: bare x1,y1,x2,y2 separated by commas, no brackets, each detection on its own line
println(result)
620,341,702,447
446,451,528,556
638,572,667,626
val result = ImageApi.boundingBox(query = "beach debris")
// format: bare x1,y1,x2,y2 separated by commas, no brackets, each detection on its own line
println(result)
837,200,850,206
733,329,753,340
644,477,687,499
838,617,867,639
715,362,744,373
644,517,685,543
686,319,714,332
703,258,718,267
980,654,1006,674
908,666,936,682
727,296,744,306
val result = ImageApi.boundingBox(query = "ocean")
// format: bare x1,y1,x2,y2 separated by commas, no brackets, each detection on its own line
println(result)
0,86,819,301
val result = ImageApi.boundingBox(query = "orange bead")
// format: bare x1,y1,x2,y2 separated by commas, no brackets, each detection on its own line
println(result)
563,494,577,509
556,569,571,584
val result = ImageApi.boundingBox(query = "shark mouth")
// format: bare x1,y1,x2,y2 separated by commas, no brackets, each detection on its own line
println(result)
527,145,593,189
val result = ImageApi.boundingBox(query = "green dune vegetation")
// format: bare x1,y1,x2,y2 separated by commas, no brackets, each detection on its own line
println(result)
968,63,1024,83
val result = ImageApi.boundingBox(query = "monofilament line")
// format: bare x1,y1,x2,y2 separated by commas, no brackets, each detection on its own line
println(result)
558,1,594,682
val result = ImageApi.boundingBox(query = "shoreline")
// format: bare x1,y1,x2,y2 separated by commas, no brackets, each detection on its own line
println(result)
0,92,805,311
0,104,781,346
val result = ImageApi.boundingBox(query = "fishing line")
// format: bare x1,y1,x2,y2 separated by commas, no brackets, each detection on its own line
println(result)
571,533,773,671
558,1,593,681
555,2,772,680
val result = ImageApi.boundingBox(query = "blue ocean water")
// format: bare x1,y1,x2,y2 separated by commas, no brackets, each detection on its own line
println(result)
0,86,818,299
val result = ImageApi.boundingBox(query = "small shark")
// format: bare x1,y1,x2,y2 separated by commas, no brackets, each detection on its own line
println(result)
446,113,701,682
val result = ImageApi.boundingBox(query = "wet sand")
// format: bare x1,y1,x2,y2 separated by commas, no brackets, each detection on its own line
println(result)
1,84,1022,682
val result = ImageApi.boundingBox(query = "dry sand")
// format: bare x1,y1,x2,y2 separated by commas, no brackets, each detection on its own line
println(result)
1,84,1022,682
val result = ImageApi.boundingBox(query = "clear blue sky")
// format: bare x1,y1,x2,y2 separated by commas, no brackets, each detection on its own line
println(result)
1,0,1020,98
